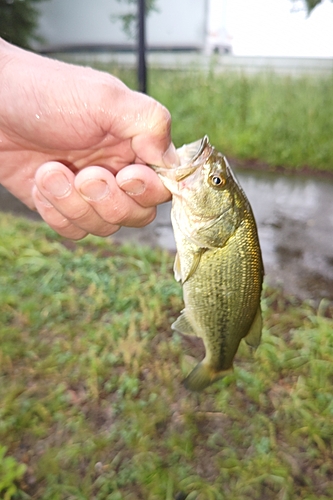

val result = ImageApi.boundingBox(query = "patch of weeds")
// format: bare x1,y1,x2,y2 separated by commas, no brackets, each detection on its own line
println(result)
0,446,27,500
0,214,332,499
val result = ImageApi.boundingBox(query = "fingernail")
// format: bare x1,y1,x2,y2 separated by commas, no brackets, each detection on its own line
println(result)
162,143,180,168
42,171,71,197
119,179,145,195
79,179,110,201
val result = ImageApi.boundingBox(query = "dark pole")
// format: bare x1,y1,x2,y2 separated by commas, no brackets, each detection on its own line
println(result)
137,0,147,94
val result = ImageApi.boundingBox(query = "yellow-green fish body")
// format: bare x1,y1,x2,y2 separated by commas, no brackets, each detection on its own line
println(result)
154,136,264,391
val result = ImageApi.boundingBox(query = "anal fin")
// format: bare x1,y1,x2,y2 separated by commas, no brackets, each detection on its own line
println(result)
173,252,182,282
244,306,262,348
171,312,195,336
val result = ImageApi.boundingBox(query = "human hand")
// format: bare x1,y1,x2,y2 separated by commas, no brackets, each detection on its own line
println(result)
0,39,178,239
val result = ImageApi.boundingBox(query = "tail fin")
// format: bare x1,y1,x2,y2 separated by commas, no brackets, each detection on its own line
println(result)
183,361,233,392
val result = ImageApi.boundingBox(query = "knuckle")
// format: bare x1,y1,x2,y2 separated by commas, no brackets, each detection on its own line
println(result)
150,102,172,134
92,225,120,237
65,205,92,223
121,207,156,228
49,216,73,231
103,198,134,225
136,208,156,227
65,230,88,241
49,219,88,240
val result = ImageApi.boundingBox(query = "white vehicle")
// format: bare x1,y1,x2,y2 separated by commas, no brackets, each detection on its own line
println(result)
205,0,232,54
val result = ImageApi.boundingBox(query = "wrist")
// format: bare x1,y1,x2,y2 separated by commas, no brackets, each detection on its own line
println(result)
0,38,9,65
0,38,17,66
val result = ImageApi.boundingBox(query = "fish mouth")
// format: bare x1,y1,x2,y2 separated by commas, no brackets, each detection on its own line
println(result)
151,136,212,182
175,135,211,181
177,135,209,166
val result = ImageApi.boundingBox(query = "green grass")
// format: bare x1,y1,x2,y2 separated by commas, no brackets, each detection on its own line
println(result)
89,62,333,173
1,213,333,499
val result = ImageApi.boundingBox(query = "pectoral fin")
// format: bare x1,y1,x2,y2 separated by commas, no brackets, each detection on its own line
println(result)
183,248,207,284
171,312,195,336
173,252,182,282
244,306,262,348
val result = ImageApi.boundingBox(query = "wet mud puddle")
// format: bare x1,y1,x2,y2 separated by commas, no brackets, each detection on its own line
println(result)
112,170,333,303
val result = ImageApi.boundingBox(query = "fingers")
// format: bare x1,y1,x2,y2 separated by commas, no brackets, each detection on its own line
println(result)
116,164,171,207
33,162,119,239
33,162,166,239
32,186,90,240
74,166,157,227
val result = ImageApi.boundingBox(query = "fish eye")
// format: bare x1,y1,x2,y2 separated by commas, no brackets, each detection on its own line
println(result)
209,174,225,188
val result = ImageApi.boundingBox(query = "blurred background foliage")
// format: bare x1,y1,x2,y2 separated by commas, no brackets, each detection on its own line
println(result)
0,0,48,49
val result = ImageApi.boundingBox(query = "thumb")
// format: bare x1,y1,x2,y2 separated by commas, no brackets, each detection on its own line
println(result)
112,89,179,168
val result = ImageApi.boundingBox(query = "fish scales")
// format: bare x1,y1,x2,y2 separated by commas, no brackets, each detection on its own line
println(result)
178,218,262,368
152,136,264,391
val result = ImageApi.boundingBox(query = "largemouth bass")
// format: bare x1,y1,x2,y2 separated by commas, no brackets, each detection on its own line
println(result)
153,136,264,392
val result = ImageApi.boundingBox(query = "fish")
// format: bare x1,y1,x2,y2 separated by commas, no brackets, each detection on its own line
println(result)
152,136,264,392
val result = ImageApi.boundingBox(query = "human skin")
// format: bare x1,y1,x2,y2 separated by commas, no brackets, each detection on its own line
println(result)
0,38,178,239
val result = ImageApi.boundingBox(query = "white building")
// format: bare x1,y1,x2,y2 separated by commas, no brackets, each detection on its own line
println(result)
35,0,231,53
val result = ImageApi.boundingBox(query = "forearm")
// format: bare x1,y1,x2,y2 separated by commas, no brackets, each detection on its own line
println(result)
0,36,13,61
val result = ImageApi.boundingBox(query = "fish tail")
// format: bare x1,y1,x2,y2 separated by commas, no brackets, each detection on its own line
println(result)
183,361,233,392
